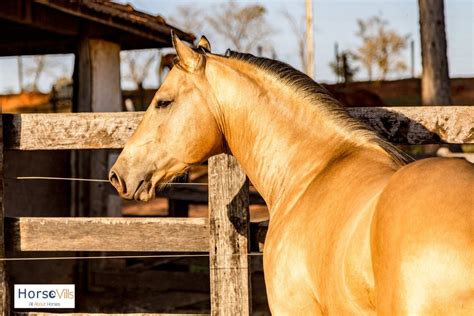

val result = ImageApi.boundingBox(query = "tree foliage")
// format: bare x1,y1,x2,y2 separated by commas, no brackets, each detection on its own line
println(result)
207,1,273,53
354,16,409,81
121,49,156,89
168,5,206,34
282,9,306,71
22,55,70,92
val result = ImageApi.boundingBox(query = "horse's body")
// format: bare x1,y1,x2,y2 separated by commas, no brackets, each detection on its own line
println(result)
266,157,473,315
110,34,474,315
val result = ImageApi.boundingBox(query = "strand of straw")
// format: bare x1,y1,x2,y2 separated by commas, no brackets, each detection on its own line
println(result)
13,176,208,185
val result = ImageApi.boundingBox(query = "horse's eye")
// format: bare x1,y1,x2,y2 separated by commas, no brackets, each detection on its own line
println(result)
155,100,173,109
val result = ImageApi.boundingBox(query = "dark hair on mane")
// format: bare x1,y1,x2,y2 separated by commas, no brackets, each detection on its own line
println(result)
225,50,335,102
223,50,411,165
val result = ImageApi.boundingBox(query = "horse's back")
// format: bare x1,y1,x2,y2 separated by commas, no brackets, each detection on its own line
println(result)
372,157,474,315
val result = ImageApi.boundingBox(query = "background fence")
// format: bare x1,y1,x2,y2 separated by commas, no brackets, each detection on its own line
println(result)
0,105,473,315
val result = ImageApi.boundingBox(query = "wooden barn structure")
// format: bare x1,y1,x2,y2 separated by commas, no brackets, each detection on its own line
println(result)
0,0,194,220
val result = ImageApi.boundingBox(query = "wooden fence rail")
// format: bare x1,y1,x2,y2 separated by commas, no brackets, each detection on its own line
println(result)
5,217,209,252
16,313,208,316
3,106,473,150
4,216,266,253
1,105,473,315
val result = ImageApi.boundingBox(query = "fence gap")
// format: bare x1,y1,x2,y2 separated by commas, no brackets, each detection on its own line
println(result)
209,154,251,316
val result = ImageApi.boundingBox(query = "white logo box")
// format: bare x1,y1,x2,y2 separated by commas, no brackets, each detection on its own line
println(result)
14,284,75,309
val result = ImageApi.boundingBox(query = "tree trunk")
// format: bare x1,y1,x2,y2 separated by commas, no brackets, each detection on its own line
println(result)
17,56,23,93
418,0,451,105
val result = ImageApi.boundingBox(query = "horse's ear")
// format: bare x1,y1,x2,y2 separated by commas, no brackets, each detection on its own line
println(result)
197,36,211,53
171,31,204,72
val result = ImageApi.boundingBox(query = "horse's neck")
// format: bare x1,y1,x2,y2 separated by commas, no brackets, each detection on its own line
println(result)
206,58,394,215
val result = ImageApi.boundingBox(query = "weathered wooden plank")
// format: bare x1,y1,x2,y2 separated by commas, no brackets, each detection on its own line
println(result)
348,106,473,144
0,114,8,315
208,154,251,316
2,112,142,150
5,217,208,252
16,313,208,316
2,106,473,150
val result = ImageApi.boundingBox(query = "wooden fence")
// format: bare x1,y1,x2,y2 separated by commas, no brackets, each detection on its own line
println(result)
0,106,473,315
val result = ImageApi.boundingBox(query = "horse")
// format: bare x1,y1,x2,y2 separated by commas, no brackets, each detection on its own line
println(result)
109,33,474,315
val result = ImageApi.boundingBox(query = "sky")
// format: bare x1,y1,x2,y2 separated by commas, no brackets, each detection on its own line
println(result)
0,0,472,93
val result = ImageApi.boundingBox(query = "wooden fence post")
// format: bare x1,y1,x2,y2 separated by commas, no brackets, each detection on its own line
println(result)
209,154,251,316
73,38,124,289
0,114,8,315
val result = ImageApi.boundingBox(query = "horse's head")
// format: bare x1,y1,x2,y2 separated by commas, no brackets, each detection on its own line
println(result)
109,34,224,201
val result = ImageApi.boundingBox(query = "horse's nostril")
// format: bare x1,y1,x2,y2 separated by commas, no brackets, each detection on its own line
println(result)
109,170,127,194
109,170,119,188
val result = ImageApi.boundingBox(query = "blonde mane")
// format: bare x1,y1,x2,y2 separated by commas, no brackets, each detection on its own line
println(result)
222,50,411,166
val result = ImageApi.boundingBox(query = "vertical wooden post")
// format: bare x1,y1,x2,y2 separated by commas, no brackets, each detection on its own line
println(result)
73,38,123,289
75,38,122,217
0,114,8,315
410,40,415,78
209,154,251,316
305,0,315,78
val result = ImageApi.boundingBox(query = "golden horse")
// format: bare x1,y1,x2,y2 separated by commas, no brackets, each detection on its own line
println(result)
110,34,474,315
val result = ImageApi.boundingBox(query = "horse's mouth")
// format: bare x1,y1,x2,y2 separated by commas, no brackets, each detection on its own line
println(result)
133,180,154,202
130,166,187,202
